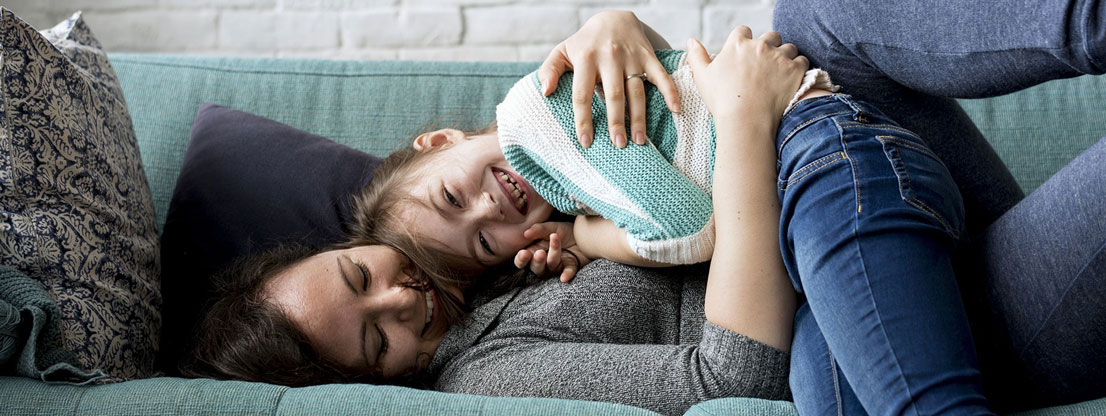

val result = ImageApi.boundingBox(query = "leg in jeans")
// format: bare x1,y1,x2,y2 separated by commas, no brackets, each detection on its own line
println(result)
778,95,990,415
967,136,1106,410
776,0,1106,409
775,0,1106,235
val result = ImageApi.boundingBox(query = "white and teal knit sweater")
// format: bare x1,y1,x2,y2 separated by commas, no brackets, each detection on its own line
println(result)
497,50,835,264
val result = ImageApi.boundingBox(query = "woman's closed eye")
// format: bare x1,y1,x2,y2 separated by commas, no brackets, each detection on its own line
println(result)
355,261,370,291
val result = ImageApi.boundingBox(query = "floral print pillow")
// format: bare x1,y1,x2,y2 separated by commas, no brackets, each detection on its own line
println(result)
0,9,160,380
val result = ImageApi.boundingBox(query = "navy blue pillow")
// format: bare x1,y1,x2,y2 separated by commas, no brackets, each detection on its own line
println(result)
158,103,382,373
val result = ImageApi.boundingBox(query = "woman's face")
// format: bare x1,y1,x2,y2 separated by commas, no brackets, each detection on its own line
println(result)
400,129,555,269
264,245,460,378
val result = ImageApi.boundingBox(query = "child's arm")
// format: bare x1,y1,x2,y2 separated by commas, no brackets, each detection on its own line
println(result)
573,215,675,268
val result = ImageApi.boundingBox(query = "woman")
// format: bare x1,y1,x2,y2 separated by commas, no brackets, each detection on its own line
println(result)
189,25,816,416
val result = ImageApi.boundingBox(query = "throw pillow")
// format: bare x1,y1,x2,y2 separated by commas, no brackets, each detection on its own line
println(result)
158,103,381,373
0,9,159,380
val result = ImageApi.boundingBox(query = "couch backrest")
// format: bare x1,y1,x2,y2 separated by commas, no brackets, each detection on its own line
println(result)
109,53,1106,231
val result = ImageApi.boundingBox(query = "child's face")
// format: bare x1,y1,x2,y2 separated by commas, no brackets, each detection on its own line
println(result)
264,245,460,378
401,129,555,269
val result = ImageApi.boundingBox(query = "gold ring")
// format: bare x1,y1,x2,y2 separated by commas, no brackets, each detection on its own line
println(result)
625,73,647,81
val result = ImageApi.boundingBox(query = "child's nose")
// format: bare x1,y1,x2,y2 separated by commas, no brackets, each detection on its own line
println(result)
477,191,504,221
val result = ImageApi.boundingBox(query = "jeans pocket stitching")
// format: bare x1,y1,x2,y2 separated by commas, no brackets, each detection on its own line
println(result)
779,151,848,191
779,110,853,157
877,136,960,238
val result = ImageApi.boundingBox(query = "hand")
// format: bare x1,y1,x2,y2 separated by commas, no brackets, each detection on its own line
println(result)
539,10,681,148
513,222,592,282
685,27,809,123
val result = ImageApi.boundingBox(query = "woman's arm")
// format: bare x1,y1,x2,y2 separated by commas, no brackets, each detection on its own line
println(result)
686,28,808,351
573,215,674,268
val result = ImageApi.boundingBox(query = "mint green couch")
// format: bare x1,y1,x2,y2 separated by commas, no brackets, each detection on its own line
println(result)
1,53,1105,415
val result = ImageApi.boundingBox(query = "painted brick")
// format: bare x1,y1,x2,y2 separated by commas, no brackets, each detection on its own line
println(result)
703,5,775,51
280,0,396,10
399,46,519,62
578,6,700,50
341,8,461,47
463,6,578,45
161,0,276,9
56,0,152,11
80,10,217,52
219,11,339,51
517,43,558,62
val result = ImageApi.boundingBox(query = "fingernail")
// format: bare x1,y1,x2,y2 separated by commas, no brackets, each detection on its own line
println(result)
671,101,682,114
580,132,592,148
614,133,626,148
633,131,644,145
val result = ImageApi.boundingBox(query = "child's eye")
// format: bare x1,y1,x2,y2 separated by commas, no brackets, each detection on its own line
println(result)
444,187,461,207
478,232,494,256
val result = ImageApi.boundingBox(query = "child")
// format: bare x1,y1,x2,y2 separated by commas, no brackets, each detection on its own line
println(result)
349,44,835,281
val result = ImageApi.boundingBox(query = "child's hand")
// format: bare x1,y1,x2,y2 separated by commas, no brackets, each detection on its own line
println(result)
685,27,809,122
514,222,592,282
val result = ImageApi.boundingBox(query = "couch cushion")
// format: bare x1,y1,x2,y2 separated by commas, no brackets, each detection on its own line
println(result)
0,10,159,379
157,103,381,372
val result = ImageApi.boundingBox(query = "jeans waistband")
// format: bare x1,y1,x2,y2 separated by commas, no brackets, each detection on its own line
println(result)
776,94,894,155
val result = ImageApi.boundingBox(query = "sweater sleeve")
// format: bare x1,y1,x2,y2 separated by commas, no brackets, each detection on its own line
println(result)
433,321,790,416
432,261,790,416
497,50,716,264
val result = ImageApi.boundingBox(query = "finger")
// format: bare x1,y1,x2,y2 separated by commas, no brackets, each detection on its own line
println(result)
538,43,571,97
524,222,558,240
599,66,628,148
546,233,563,271
571,60,598,148
560,265,577,283
684,38,711,73
645,59,681,114
795,55,810,72
732,25,753,42
759,30,782,47
514,249,532,269
531,249,548,276
779,43,799,60
626,72,647,145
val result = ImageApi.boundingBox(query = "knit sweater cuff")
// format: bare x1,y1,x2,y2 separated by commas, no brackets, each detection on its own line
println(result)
701,321,791,400
626,216,715,265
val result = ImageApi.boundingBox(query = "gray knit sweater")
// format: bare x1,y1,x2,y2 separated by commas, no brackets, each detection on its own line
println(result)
428,260,790,416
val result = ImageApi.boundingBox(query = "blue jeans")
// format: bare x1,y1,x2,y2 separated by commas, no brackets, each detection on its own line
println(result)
776,0,1106,412
778,95,991,416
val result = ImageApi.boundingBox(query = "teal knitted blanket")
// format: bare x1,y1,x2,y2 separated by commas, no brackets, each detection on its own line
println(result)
0,265,103,384
497,50,716,264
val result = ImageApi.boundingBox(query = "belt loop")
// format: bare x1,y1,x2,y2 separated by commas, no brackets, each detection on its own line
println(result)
834,94,869,123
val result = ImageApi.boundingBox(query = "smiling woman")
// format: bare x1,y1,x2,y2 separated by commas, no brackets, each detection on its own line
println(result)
182,239,471,386
262,245,459,378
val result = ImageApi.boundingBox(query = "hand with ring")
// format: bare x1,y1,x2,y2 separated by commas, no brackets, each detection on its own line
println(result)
538,10,681,148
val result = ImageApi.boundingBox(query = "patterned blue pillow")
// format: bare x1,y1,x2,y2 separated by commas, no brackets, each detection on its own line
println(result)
0,9,159,380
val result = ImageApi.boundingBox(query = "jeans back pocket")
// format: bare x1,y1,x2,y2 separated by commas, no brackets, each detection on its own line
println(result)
877,135,965,239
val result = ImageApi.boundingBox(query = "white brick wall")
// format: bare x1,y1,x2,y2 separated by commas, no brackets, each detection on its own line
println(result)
4,0,777,61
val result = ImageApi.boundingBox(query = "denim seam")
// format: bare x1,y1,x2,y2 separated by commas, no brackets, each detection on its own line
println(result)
778,110,854,158
837,120,863,213
829,349,843,416
781,94,839,120
844,128,920,415
876,136,959,238
779,152,848,191
1018,238,1106,358
1077,0,1106,72
838,122,922,141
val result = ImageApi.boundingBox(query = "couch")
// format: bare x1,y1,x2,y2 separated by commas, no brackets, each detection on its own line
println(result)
1,51,1105,415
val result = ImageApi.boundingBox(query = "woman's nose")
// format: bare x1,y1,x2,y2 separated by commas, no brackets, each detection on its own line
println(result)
370,286,421,322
